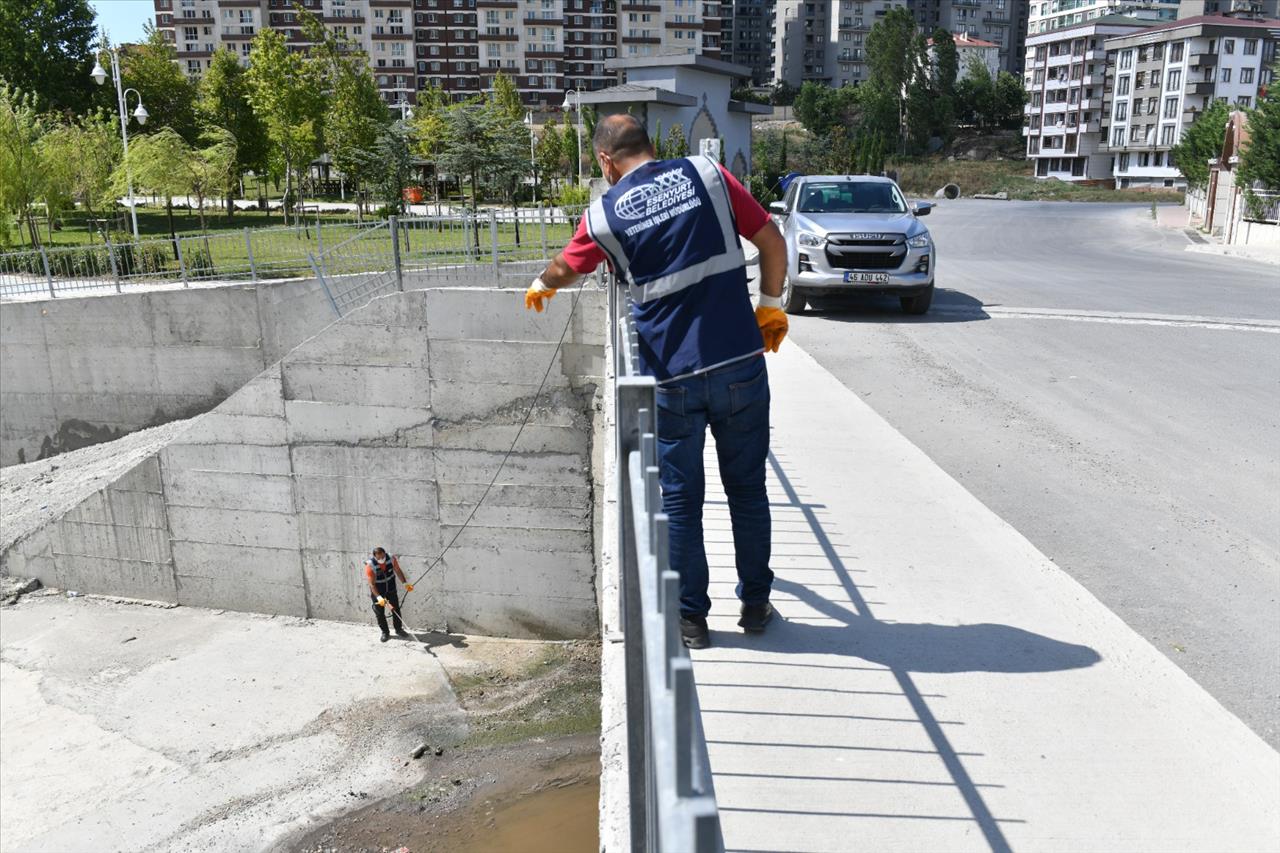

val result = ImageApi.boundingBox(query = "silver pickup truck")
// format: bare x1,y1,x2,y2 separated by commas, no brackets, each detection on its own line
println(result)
768,174,936,315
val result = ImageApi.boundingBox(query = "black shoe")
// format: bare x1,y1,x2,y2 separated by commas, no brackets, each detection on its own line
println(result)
680,616,711,650
738,602,773,633
395,628,411,639
380,632,390,643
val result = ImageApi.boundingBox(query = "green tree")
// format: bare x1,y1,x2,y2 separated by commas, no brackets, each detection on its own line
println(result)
793,81,858,137
114,126,190,242
1238,62,1280,209
119,27,199,143
1171,99,1231,189
198,48,269,218
491,71,524,123
932,29,958,94
326,60,389,215
665,122,688,159
957,56,996,128
993,71,1027,129
438,101,496,214
866,7,923,152
36,110,120,236
357,121,414,213
410,83,449,212
770,81,798,106
245,27,326,224
0,0,97,115
0,82,48,246
534,115,566,197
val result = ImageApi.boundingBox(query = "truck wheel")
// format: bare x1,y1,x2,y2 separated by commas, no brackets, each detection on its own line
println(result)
781,274,806,315
901,284,934,316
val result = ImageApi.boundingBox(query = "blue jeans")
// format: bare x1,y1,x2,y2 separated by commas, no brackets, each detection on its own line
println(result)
655,355,773,618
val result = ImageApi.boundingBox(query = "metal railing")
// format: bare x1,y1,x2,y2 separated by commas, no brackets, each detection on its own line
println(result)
306,207,586,318
611,276,723,852
0,205,586,300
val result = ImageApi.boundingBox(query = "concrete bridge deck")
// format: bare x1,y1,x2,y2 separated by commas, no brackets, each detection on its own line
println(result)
693,343,1279,852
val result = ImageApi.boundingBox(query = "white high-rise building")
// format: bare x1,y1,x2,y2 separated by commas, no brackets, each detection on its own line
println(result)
1027,0,1179,37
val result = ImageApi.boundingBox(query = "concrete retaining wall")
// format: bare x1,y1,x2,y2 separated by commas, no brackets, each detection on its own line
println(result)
0,261,550,469
1,286,606,638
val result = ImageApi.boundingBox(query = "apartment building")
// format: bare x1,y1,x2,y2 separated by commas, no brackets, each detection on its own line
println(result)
722,0,776,84
1028,0,1178,37
911,0,1031,72
772,0,912,88
1023,15,1150,181
1177,0,1279,19
154,0,725,108
1100,15,1279,188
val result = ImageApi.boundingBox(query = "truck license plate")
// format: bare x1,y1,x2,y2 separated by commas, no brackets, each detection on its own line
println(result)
844,272,890,283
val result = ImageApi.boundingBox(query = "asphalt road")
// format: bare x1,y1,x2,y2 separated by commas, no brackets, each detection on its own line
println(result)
784,200,1280,748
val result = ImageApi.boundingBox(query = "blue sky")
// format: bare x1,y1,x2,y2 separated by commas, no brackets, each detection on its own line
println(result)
90,0,155,45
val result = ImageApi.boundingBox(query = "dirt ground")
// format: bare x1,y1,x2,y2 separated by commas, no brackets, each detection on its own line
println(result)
0,588,600,853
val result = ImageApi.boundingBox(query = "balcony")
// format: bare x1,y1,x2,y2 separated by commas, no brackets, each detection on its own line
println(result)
1189,52,1217,68
1185,81,1214,95
524,15,564,25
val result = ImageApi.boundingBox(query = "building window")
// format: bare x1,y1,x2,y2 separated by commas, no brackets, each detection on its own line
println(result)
1112,127,1124,147
1238,95,1251,107
1224,39,1235,55
1115,100,1127,121
1119,49,1133,70
1152,43,1164,60
1169,41,1183,63
1160,124,1175,145
1222,67,1231,83
1117,75,1130,95
1241,67,1254,85
1243,39,1257,56
1163,96,1177,118
1166,69,1181,91
1151,69,1161,89
1119,152,1129,171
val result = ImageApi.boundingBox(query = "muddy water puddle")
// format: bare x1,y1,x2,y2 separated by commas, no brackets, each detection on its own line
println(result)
453,775,599,853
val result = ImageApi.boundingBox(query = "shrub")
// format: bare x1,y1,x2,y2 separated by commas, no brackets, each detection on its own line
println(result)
556,184,590,208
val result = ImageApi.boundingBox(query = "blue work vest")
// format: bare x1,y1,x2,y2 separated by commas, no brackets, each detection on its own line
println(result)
368,556,395,585
585,156,762,382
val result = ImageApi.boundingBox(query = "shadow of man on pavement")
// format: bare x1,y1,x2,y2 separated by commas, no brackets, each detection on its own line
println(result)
710,577,1101,674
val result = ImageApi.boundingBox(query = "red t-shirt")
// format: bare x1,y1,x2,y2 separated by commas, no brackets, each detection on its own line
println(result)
560,163,771,275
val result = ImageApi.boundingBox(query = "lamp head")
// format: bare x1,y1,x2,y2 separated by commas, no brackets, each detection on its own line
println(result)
133,103,148,125
91,62,107,85
561,92,572,110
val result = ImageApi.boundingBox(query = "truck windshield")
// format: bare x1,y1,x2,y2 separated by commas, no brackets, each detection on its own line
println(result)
796,182,907,214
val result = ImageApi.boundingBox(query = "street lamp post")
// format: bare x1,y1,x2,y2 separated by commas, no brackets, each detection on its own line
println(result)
524,111,537,207
561,86,584,185
91,48,148,240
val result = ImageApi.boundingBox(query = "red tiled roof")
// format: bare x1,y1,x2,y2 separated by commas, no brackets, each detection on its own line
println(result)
927,32,999,48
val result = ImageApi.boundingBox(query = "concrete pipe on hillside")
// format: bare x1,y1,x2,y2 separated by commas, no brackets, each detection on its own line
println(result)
935,184,961,200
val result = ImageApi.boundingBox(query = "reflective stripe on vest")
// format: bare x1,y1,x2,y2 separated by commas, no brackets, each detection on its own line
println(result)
585,155,745,306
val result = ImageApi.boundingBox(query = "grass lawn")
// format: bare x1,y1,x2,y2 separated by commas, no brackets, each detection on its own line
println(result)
889,159,1185,204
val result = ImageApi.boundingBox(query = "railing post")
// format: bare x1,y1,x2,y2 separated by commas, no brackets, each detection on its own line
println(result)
39,244,55,299
244,228,257,282
489,209,499,274
539,203,548,260
104,235,122,293
175,236,189,287
389,215,403,291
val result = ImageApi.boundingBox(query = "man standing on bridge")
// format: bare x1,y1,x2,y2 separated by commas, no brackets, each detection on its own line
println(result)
525,114,789,650
365,546,413,643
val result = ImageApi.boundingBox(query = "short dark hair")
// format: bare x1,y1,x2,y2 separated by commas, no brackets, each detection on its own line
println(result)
593,113,652,160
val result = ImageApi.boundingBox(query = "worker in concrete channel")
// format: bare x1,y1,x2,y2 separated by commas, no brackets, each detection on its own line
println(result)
525,114,789,650
365,546,413,642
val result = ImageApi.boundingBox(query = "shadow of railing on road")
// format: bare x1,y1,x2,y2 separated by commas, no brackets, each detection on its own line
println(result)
699,450,1102,853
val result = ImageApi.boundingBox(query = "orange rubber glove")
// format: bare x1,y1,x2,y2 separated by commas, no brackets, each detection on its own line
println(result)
755,306,789,353
525,277,555,312
404,583,414,592
376,596,388,607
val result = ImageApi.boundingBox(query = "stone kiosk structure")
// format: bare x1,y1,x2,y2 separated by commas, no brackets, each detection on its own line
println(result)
574,52,769,179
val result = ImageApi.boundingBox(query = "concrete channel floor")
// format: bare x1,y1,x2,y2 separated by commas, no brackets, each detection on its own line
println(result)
0,595,465,853
692,342,1280,853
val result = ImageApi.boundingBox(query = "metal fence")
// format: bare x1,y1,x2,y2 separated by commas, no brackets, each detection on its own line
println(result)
0,205,586,300
305,207,585,318
611,276,724,852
